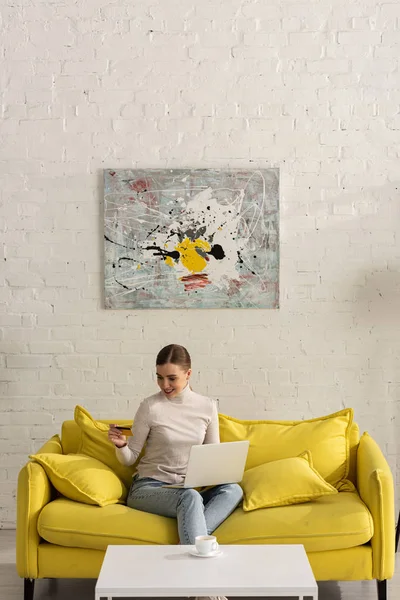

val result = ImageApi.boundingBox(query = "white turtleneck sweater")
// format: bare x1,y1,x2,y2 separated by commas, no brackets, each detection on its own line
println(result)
115,386,220,484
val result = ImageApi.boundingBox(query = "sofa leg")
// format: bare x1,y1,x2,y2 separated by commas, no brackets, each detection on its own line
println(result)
24,578,35,600
377,579,387,600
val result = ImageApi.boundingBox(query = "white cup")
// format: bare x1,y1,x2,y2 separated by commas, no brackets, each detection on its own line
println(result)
195,535,219,555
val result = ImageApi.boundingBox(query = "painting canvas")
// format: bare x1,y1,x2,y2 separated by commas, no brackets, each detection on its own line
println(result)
104,169,279,309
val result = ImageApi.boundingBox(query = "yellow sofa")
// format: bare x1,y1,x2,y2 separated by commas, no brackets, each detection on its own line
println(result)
16,415,395,600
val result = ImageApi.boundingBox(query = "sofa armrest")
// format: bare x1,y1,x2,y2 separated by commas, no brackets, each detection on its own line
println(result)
357,432,395,581
35,434,64,455
16,435,62,579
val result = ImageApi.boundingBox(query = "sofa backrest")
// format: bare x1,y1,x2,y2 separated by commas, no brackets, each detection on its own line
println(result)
61,419,360,485
61,420,80,454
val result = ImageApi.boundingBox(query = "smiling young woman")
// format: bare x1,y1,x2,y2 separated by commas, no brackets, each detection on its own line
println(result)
155,344,192,398
108,344,243,600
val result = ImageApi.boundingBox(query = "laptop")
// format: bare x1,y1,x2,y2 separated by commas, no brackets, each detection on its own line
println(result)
163,440,250,488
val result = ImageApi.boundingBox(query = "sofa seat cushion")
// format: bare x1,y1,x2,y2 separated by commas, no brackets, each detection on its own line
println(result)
38,497,180,549
216,491,373,553
38,491,373,554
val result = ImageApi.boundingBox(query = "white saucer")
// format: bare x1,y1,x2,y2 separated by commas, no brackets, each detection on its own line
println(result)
189,547,222,558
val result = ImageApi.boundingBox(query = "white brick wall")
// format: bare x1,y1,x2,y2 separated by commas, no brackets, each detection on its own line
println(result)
1,0,399,528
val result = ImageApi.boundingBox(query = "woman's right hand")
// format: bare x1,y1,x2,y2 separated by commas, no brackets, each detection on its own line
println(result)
108,424,127,448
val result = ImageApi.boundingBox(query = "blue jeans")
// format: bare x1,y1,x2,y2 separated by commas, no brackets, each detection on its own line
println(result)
127,476,243,545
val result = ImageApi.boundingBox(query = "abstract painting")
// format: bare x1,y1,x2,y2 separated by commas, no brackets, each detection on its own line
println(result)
104,169,279,309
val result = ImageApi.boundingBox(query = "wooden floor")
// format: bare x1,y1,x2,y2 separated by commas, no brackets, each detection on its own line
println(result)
1,530,398,600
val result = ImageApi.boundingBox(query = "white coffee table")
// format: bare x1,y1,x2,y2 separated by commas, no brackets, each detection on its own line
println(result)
95,544,318,600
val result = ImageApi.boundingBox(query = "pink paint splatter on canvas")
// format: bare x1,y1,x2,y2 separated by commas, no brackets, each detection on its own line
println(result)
180,274,211,291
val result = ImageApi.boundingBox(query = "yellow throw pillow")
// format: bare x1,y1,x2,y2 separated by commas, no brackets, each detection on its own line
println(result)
29,453,127,507
74,405,138,489
241,451,338,511
219,408,353,488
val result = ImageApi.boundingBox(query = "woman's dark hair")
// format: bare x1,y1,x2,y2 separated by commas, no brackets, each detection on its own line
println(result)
156,344,191,371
